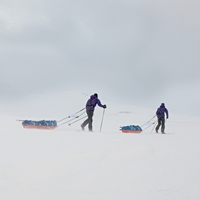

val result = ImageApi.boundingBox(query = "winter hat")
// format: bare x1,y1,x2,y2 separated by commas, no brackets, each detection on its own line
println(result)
94,93,98,98
161,103,165,106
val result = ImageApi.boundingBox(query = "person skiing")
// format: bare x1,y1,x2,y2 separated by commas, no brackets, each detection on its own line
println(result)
81,93,106,132
155,103,169,134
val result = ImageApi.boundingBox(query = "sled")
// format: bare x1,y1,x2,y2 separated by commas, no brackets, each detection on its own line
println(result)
22,120,57,130
120,125,142,134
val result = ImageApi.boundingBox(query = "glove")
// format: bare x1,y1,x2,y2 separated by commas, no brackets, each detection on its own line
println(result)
103,105,107,109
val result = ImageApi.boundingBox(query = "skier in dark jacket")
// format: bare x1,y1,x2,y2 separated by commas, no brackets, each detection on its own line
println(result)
155,103,169,133
81,93,106,131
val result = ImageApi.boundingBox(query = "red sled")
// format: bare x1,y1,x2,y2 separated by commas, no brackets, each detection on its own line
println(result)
120,125,142,134
22,120,57,130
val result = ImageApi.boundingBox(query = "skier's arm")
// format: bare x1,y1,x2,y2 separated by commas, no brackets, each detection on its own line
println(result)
96,99,106,108
165,109,169,118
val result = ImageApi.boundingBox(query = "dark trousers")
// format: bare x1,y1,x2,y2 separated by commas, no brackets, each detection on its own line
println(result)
156,118,165,133
82,110,94,131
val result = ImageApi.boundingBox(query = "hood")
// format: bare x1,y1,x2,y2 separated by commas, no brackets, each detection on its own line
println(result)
90,95,97,99
160,103,165,107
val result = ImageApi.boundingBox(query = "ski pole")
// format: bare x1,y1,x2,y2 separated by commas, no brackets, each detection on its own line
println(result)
150,122,157,133
99,109,105,132
57,108,85,123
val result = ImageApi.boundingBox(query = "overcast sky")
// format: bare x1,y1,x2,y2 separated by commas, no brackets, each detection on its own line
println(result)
0,0,200,116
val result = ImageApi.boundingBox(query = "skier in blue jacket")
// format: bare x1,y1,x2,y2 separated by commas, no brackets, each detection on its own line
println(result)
81,93,106,131
155,103,169,133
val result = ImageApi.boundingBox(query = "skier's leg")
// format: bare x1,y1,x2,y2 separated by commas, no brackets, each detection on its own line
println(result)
161,118,165,133
155,118,161,132
81,111,90,129
88,110,94,131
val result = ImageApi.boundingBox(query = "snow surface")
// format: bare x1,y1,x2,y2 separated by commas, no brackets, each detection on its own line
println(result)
0,91,200,200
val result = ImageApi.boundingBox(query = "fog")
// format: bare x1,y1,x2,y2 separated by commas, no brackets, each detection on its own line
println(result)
0,0,200,115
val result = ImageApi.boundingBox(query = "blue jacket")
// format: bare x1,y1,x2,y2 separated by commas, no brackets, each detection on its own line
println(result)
156,103,169,119
86,95,104,111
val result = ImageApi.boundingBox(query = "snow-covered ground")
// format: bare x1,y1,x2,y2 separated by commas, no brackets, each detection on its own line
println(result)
0,91,200,200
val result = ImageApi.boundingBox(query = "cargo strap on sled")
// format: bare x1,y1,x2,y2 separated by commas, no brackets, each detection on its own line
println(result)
22,120,57,130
